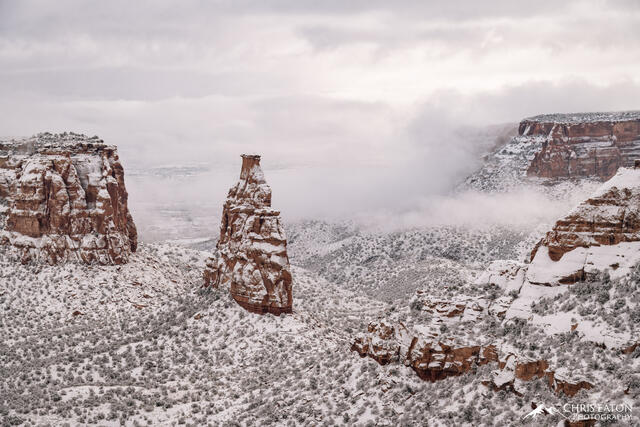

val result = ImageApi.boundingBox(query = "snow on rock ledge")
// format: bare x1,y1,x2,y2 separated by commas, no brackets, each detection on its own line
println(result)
484,352,593,397
0,133,137,264
203,154,293,315
527,167,640,285
474,260,526,294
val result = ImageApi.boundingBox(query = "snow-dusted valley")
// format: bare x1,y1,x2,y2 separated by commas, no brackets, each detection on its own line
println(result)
2,114,640,427
2,244,639,426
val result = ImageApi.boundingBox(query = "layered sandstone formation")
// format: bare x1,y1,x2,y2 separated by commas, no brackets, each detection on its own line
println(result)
352,321,593,396
522,111,640,180
415,292,512,320
527,166,640,285
203,155,293,315
0,133,137,264
486,354,593,397
351,320,497,382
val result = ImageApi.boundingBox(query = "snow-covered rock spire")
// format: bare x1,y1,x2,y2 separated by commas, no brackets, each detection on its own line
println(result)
203,154,293,315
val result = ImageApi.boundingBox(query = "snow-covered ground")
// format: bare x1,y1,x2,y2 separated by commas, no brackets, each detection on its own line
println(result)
2,233,639,426
286,221,537,303
0,242,539,426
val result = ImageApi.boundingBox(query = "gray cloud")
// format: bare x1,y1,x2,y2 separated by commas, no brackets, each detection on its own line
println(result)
428,79,640,125
1,1,639,239
0,0,595,32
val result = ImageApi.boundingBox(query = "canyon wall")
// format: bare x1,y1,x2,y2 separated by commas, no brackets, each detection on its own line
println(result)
521,111,640,180
0,133,137,264
527,166,640,285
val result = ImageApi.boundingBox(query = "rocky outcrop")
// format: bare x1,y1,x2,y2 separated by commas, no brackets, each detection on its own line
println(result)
353,320,593,396
486,353,593,397
527,167,640,285
203,155,293,315
351,320,497,382
351,321,413,365
521,111,640,180
550,373,594,397
407,338,497,382
412,290,513,320
0,133,137,264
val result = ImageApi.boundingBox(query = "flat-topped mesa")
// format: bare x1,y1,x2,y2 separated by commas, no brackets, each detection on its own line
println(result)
520,111,640,180
0,132,137,264
527,166,640,285
203,154,293,315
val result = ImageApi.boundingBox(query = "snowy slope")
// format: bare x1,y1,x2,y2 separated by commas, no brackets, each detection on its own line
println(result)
286,220,532,302
5,239,636,426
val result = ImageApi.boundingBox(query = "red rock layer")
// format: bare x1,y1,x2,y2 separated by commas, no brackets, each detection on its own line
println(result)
351,321,497,382
530,168,640,262
408,340,498,382
520,115,640,180
0,133,137,264
487,354,593,397
353,321,593,396
203,155,293,315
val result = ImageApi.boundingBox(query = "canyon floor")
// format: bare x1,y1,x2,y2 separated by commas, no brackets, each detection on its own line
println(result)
0,240,506,426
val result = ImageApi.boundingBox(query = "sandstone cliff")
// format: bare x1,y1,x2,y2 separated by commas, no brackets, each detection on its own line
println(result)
527,166,640,285
461,110,640,193
0,132,137,264
203,155,293,315
522,111,640,180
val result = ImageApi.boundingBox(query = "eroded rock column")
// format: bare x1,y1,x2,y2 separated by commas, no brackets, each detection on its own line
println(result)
203,154,293,315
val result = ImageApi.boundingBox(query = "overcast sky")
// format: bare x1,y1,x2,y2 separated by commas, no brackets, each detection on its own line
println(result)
1,0,640,232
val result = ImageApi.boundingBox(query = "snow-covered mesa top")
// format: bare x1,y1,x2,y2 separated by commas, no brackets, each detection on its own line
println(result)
0,132,137,265
523,110,640,124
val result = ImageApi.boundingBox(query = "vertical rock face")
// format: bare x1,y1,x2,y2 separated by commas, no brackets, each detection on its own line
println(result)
521,111,640,180
527,166,640,285
0,133,137,264
203,154,293,315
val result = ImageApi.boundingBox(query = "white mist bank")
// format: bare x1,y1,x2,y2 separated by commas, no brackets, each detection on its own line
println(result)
352,184,598,233
126,158,598,242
